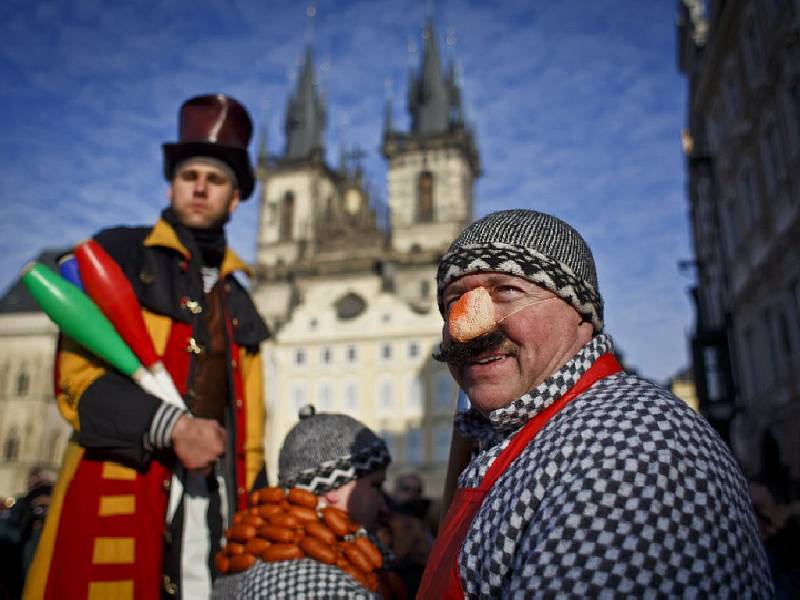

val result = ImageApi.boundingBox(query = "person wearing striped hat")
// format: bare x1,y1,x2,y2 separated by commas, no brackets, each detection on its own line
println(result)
419,209,771,598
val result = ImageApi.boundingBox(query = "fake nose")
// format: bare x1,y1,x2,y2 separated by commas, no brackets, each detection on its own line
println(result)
448,286,496,342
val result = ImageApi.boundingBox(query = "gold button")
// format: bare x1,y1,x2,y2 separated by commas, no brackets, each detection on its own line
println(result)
236,399,243,408
163,575,177,595
237,487,245,495
231,359,238,368
162,479,171,490
232,317,239,327
185,338,204,355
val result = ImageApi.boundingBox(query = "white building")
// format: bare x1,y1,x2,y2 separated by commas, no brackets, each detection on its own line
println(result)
0,251,70,497
255,22,480,497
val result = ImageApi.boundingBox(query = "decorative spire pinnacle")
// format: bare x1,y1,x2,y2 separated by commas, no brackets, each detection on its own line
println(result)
283,43,326,160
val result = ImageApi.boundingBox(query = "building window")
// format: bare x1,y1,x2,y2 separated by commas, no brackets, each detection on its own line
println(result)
434,372,453,412
317,382,333,411
16,368,30,397
407,376,423,411
3,428,19,462
294,349,306,366
420,280,430,298
379,378,394,410
347,345,358,364
405,426,422,466
433,423,451,462
380,343,392,361
320,347,333,365
408,342,420,359
292,382,307,414
345,381,359,411
280,191,295,241
417,171,434,222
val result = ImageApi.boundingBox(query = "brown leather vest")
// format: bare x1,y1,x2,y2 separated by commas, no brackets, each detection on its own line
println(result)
189,282,229,423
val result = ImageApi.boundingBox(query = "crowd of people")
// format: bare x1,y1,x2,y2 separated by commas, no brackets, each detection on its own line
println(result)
14,94,785,598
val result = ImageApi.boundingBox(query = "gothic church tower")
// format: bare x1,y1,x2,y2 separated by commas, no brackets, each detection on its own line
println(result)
382,21,481,255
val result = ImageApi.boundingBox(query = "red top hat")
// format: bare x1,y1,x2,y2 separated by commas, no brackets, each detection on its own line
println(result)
162,94,255,199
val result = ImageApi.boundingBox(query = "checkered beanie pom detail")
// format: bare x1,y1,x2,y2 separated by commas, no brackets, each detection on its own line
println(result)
278,405,391,494
437,209,604,332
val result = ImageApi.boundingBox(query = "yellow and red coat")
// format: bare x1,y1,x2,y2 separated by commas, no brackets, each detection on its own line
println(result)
24,219,268,600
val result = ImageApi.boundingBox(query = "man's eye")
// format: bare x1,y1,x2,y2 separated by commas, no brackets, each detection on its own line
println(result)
208,175,228,185
179,171,197,181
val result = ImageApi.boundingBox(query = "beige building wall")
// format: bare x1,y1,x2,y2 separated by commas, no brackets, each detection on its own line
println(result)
0,313,68,497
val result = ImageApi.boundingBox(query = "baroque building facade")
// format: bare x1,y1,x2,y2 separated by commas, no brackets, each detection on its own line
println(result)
0,252,70,497
254,22,480,497
677,0,800,499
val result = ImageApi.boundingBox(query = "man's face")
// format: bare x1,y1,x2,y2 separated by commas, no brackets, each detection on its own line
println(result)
326,469,388,532
168,159,240,229
441,272,593,415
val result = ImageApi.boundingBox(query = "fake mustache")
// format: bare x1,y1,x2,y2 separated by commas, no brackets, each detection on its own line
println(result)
432,329,510,366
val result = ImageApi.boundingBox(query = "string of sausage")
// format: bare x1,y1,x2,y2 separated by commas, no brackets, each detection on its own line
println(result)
214,486,384,592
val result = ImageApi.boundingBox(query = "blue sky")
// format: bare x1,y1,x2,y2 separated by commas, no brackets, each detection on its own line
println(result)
0,0,694,382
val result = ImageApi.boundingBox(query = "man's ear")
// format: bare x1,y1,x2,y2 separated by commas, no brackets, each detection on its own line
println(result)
228,190,241,216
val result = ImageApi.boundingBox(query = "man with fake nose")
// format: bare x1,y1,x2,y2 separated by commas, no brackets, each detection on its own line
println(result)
418,209,771,598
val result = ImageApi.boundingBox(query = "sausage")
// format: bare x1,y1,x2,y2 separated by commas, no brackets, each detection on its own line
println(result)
268,513,300,529
342,542,374,573
258,524,299,544
245,538,270,556
305,521,337,546
241,514,265,528
224,542,246,556
339,560,371,589
353,536,383,569
257,504,283,519
232,512,244,525
227,524,257,542
248,490,261,507
321,507,350,537
214,551,229,574
256,487,285,504
300,536,337,565
287,505,317,524
228,552,257,573
287,488,318,509
262,543,304,562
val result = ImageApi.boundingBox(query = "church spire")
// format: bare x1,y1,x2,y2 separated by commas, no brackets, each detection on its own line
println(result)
283,44,326,161
408,20,457,136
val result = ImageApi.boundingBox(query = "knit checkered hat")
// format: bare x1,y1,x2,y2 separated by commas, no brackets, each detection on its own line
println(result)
437,209,604,332
278,405,391,494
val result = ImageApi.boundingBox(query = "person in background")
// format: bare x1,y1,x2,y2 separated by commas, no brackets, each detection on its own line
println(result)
214,406,405,599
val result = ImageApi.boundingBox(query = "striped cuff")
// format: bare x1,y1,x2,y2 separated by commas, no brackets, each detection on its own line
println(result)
145,403,188,450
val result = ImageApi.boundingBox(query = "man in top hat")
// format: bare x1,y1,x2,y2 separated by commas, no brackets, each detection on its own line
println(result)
214,406,393,599
418,209,772,598
24,94,269,600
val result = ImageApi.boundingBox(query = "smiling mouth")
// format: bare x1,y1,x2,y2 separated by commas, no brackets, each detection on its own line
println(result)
468,354,507,365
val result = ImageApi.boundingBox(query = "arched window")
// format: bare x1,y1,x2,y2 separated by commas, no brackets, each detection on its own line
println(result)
417,171,434,222
4,428,20,461
280,191,295,241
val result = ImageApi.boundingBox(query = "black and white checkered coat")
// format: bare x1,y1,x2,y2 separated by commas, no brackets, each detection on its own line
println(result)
212,558,380,599
454,334,772,598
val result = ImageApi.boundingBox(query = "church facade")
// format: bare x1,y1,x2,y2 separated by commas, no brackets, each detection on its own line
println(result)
254,22,480,496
